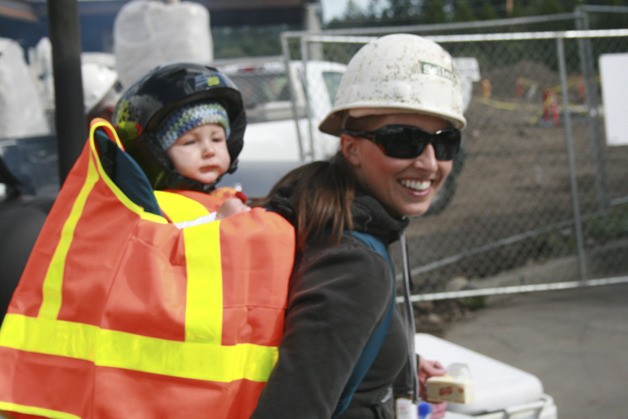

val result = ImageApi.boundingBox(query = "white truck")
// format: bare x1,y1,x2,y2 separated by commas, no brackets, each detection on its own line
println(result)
213,58,347,197
218,58,346,162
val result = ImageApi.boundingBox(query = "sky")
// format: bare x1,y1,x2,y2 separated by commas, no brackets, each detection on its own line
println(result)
320,0,373,23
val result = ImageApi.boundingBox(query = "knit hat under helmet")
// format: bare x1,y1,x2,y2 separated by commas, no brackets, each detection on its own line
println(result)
157,101,231,150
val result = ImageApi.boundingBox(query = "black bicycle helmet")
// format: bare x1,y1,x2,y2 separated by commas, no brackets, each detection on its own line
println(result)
112,62,246,191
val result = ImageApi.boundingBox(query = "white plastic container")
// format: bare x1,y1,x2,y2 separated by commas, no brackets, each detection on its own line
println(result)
113,0,213,88
415,333,557,419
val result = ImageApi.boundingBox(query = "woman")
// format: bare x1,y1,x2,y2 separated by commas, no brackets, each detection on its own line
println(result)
252,33,466,418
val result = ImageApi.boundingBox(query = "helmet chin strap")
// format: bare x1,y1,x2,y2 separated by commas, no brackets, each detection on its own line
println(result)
227,158,239,174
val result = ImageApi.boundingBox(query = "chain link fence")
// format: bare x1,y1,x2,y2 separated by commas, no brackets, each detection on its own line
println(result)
278,26,628,301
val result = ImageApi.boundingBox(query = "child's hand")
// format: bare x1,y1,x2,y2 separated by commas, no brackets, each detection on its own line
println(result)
217,198,251,219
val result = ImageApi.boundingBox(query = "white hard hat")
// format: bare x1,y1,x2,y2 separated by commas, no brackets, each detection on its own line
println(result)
319,33,467,136
81,62,118,113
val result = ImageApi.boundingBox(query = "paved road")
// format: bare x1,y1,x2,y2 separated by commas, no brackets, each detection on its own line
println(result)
442,282,628,419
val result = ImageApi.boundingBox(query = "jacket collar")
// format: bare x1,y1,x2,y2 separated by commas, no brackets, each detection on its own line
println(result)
351,190,409,245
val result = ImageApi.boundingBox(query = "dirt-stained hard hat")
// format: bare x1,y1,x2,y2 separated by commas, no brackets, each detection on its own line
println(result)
319,33,466,136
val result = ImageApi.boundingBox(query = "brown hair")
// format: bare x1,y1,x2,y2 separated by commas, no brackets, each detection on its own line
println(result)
254,152,357,250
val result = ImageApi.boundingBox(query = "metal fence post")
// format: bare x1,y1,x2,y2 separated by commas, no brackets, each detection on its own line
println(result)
300,37,317,161
557,35,588,283
280,33,307,161
575,7,609,211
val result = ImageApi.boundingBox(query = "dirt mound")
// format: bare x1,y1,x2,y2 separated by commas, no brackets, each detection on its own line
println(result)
483,60,560,99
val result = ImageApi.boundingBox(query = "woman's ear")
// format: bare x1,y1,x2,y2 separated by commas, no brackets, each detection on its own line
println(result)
340,134,361,166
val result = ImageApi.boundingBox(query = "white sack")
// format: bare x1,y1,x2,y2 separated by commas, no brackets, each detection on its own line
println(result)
113,0,213,88
0,38,50,139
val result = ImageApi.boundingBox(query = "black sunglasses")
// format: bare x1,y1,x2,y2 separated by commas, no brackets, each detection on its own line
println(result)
341,124,461,161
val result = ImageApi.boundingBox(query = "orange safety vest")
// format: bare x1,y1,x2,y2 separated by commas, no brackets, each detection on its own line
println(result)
0,119,295,419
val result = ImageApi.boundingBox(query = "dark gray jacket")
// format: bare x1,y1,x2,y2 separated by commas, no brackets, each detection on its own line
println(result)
252,192,413,418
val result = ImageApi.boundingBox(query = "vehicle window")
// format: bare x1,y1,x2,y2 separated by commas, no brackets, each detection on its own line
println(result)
229,73,290,109
322,71,344,106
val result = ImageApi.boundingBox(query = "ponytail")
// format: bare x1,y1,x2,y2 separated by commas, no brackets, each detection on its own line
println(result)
254,152,356,250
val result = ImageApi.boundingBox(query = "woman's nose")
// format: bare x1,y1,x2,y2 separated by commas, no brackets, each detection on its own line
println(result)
412,144,438,171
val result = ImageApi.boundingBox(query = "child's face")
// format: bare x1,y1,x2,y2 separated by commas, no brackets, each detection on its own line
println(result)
166,123,230,185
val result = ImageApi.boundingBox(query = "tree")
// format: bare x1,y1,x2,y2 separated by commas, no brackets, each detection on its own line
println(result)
531,0,564,15
477,0,499,20
383,0,421,21
366,0,383,19
422,0,448,23
345,0,366,20
451,0,476,22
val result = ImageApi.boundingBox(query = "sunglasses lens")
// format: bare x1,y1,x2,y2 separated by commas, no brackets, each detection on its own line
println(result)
376,126,460,160
431,130,461,161
379,126,427,158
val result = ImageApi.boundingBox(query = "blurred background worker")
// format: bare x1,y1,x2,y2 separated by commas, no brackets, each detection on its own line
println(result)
82,62,123,126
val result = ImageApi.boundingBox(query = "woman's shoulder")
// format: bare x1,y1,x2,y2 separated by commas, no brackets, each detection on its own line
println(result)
306,232,387,261
297,233,393,298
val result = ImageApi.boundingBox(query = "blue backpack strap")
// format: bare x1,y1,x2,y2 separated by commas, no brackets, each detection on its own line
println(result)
333,231,395,418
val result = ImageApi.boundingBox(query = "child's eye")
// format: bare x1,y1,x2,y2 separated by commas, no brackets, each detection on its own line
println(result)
181,138,197,146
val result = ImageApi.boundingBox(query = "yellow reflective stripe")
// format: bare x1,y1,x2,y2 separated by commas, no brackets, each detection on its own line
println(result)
89,117,124,150
183,221,223,343
155,191,211,223
0,401,79,419
154,192,223,342
38,122,170,318
0,314,277,383
38,156,99,319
